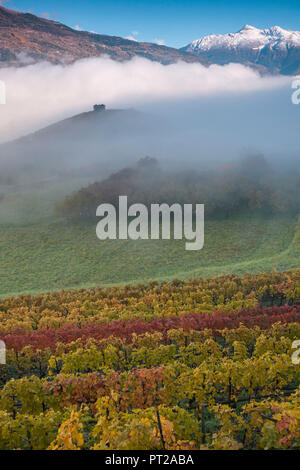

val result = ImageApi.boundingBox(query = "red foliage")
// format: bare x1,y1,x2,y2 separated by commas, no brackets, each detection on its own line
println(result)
1,305,299,351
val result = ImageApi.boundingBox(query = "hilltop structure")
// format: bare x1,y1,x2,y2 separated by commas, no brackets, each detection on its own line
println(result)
93,104,106,112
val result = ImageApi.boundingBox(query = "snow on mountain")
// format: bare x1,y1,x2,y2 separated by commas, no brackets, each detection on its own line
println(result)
184,25,300,52
181,25,300,75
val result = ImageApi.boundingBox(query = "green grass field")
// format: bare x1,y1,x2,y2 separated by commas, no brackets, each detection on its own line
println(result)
0,179,299,297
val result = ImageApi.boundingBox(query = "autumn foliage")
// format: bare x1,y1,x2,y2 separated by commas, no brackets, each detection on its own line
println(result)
0,270,299,450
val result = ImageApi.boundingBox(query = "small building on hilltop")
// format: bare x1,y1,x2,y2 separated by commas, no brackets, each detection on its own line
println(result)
93,104,106,112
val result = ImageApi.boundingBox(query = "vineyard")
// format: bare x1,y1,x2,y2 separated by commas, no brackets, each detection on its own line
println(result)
0,269,299,450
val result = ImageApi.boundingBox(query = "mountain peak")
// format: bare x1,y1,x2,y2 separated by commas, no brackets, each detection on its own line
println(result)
240,24,260,32
181,24,300,75
268,25,285,33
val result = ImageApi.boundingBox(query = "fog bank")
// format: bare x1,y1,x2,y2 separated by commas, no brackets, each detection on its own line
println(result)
0,56,291,143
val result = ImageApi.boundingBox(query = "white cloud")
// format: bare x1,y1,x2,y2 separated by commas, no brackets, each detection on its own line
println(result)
154,38,166,46
74,25,83,31
125,30,139,41
15,52,36,65
0,56,289,142
125,36,138,42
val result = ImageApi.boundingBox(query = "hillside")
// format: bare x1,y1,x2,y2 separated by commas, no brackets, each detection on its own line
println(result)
0,269,299,450
0,196,298,296
0,6,207,67
0,149,299,297
0,105,151,182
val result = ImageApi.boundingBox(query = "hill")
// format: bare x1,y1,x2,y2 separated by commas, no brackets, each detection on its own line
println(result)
0,150,299,297
0,5,207,67
0,105,151,183
0,173,299,297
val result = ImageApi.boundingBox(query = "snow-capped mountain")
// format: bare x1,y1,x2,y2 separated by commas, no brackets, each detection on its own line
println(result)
181,25,300,75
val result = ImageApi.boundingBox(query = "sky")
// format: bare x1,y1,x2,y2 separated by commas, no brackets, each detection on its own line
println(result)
1,0,300,48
